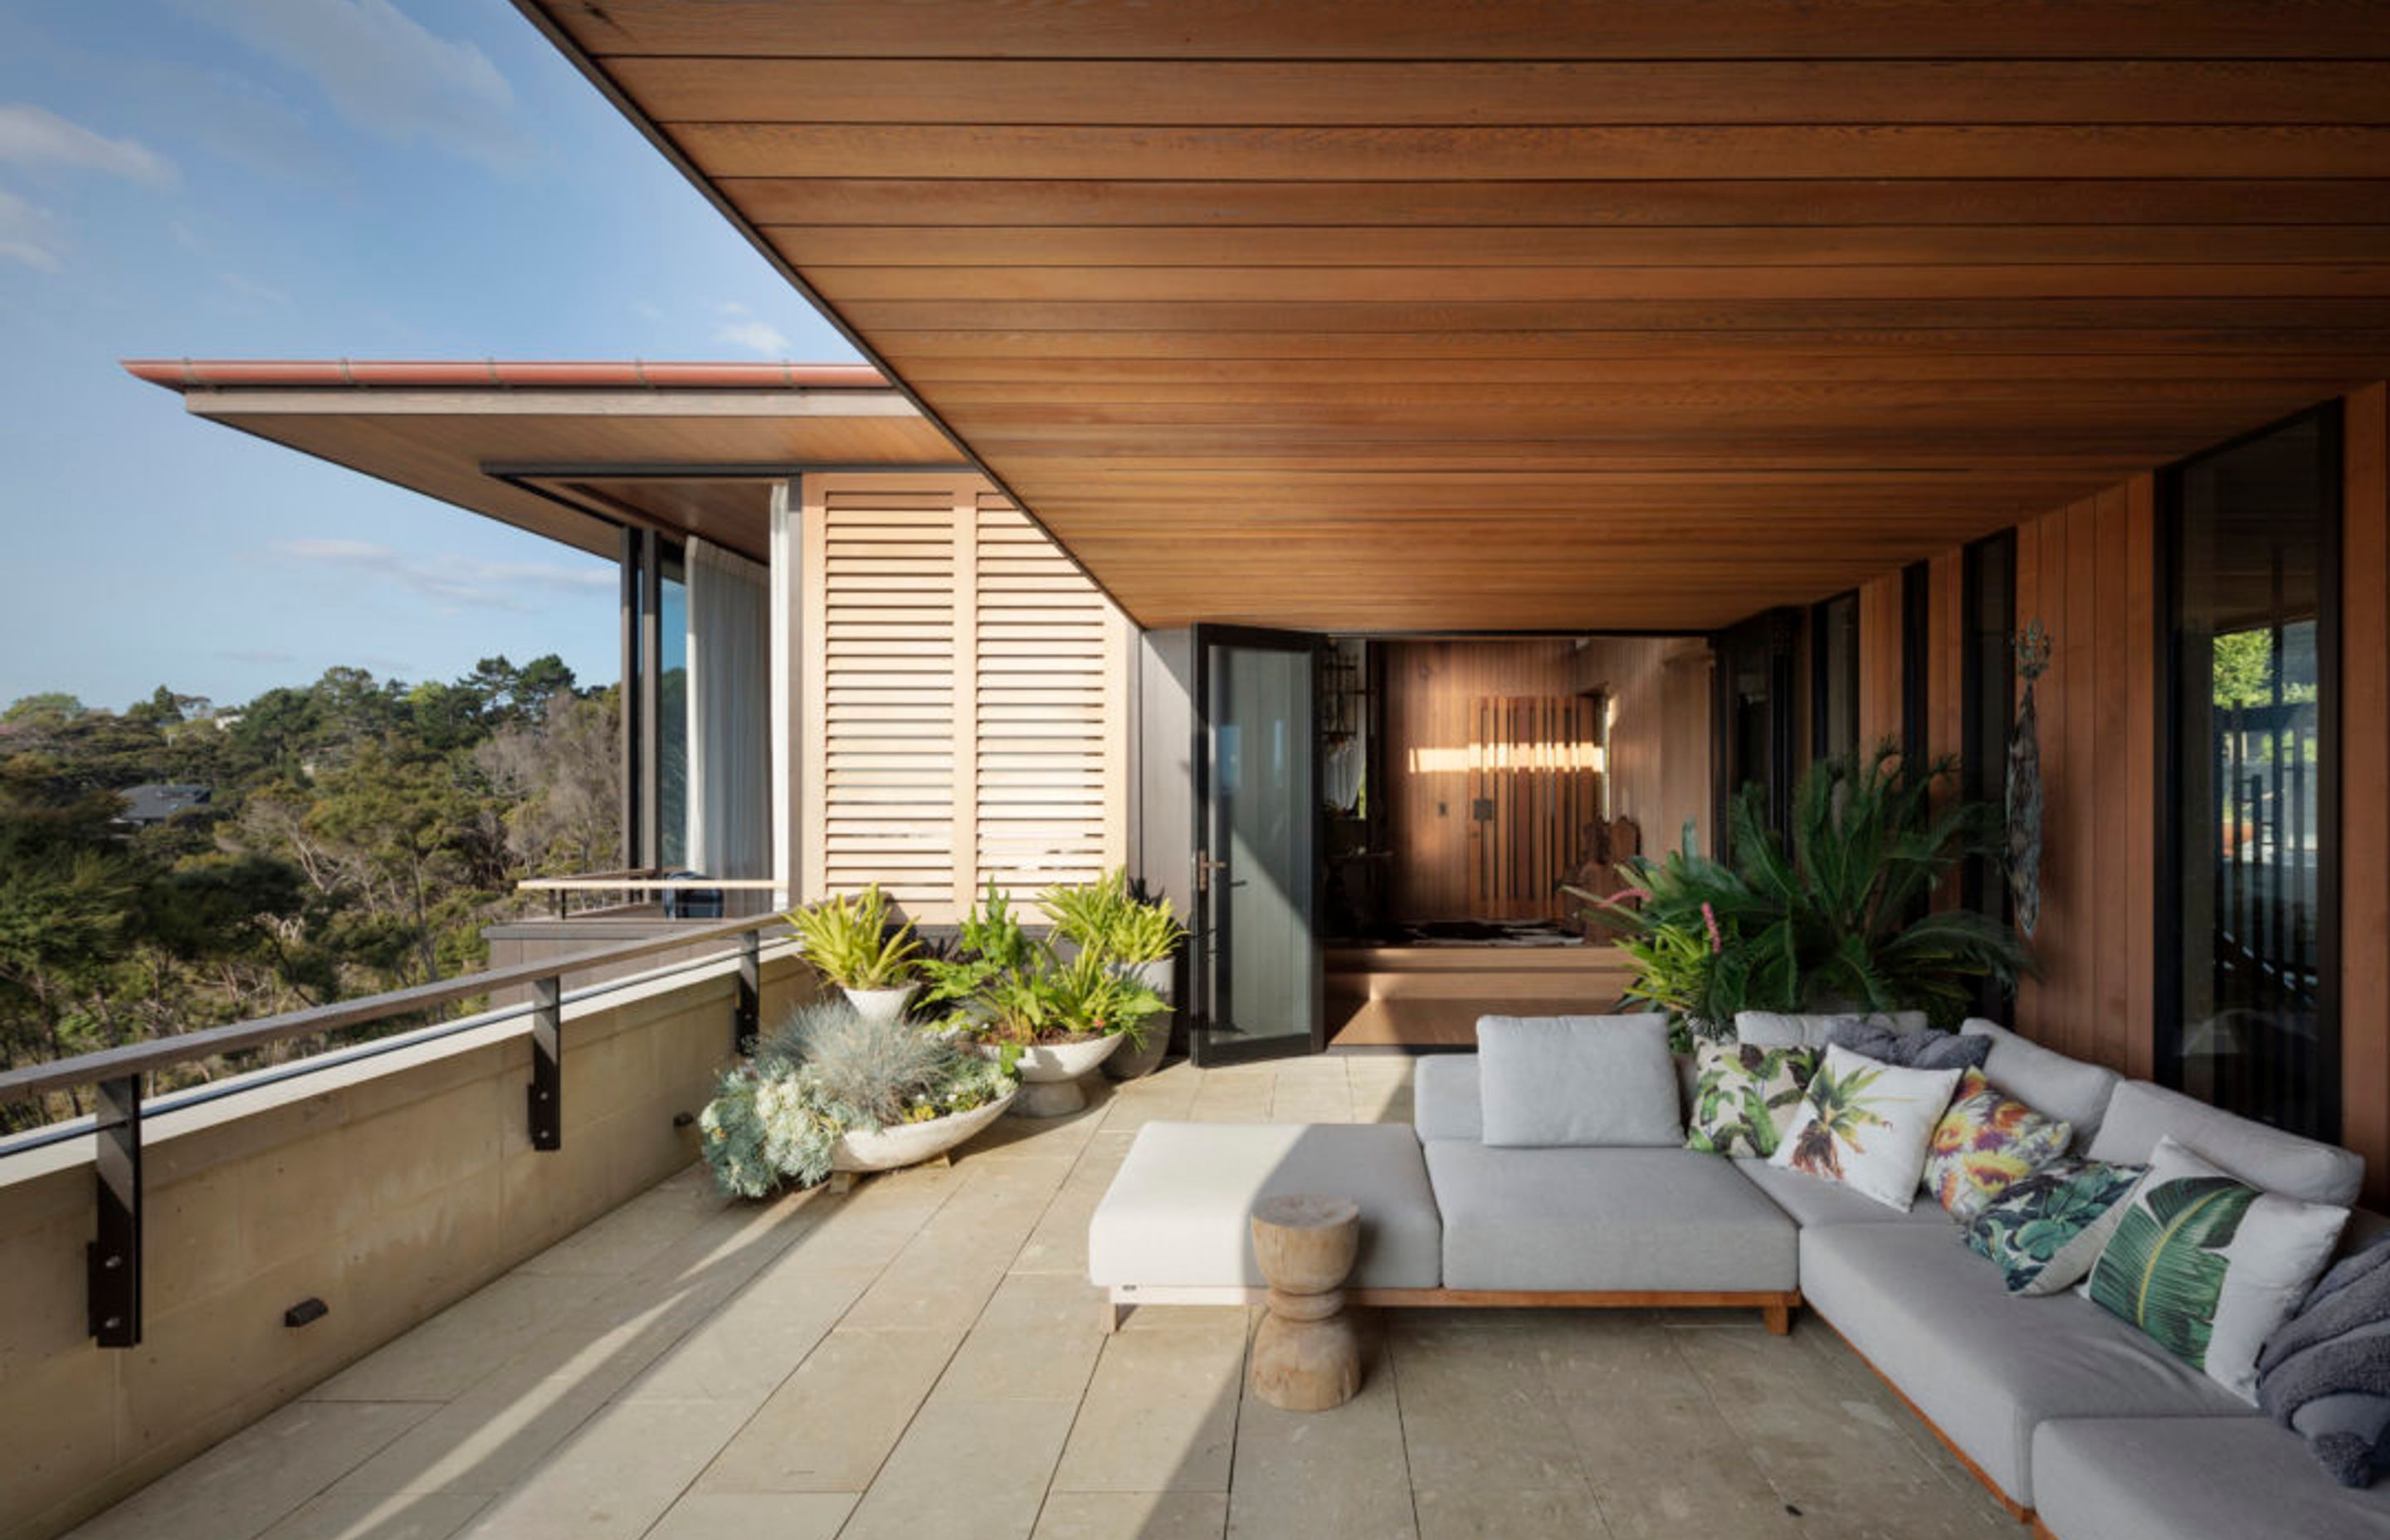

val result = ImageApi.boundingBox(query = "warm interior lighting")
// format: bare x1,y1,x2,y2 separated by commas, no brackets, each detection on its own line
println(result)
1407,743,1605,774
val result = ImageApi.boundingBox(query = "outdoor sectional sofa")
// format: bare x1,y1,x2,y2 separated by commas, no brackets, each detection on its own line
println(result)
1087,1018,2390,1537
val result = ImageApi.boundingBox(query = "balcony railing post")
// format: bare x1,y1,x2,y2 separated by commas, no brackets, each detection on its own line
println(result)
735,929,761,1055
88,1073,142,1348
527,976,562,1152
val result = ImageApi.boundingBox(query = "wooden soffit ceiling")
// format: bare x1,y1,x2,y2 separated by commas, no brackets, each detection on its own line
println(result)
530,1,2390,631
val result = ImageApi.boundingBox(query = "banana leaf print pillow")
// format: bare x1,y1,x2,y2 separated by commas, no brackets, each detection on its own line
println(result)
1961,1156,2146,1295
2086,1136,2350,1402
1924,1069,2073,1221
1685,1041,1817,1158
1767,1045,1963,1210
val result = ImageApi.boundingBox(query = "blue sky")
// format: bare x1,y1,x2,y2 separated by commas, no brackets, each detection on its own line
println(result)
0,0,856,713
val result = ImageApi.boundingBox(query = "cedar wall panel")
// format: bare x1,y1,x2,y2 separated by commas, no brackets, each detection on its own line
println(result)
1867,380,2390,1197
1856,573,1906,751
799,472,1129,922
1574,635,1714,858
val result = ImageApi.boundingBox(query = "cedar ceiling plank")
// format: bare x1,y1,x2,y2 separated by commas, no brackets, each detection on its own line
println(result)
890,353,2383,385
867,328,2390,361
721,178,2390,227
609,57,2390,126
916,378,2357,410
807,264,2390,303
556,1,2390,60
786,226,2390,269
674,124,2390,183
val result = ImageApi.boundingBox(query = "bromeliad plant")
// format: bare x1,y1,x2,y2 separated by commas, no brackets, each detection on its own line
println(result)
699,997,1015,1197
1597,747,2029,1040
1039,868,1187,964
786,882,921,990
920,876,1173,1049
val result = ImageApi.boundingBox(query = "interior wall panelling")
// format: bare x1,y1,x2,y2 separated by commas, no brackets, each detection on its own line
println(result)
2342,383,2389,1203
1571,636,1714,858
800,473,1129,921
1857,573,1906,752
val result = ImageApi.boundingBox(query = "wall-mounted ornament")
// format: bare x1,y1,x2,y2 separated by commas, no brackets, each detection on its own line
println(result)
2007,620,2052,938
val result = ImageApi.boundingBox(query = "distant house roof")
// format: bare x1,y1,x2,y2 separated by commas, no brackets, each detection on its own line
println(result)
115,784,212,826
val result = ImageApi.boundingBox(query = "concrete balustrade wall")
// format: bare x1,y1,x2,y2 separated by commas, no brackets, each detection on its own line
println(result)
0,948,818,1540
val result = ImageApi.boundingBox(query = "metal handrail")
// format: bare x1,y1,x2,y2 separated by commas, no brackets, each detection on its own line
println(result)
0,909,799,1351
0,913,783,1108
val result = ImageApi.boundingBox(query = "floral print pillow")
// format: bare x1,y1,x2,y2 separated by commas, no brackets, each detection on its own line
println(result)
1923,1068,2074,1222
1685,1040,1817,1158
1961,1156,2148,1295
1768,1045,1964,1210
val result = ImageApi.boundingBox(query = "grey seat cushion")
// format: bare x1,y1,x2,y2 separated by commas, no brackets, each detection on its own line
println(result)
1477,1014,1683,1147
1088,1121,1442,1289
1801,1222,2247,1506
1426,1142,1797,1292
2089,1079,2364,1206
1960,1019,2121,1150
2033,1416,2390,1540
1734,1156,1953,1229
1413,1052,1483,1143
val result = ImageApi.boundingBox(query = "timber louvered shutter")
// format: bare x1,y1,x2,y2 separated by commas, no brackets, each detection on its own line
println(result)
802,475,1124,919
975,495,1113,894
808,484,960,909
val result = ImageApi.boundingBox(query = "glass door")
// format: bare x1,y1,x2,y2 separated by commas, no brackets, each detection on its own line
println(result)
1191,625,1322,1065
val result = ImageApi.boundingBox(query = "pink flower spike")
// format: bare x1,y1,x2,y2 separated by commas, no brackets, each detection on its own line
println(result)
1700,902,1724,953
1607,886,1651,904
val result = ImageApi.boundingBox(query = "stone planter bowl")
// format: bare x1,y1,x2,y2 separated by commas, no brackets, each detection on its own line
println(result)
841,983,918,1025
830,1086,1017,1172
1013,1035,1122,1083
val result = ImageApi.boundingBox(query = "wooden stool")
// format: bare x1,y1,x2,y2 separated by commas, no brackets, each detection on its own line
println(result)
1249,1193,1363,1411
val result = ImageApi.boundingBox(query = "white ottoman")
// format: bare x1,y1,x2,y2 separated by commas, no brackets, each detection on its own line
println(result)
1088,1122,1443,1325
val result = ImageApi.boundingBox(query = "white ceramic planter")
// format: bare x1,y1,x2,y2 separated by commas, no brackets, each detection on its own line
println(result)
985,1034,1120,1117
841,983,917,1025
830,1088,1017,1172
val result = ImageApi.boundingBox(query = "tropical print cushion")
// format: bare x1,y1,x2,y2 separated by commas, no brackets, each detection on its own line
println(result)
1961,1156,2146,1295
1923,1068,2073,1221
1685,1040,1817,1158
1767,1044,1964,1211
2087,1136,2350,1401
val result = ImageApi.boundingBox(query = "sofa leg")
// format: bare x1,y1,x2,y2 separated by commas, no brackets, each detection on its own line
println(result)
1099,1294,1123,1335
1762,1302,1792,1336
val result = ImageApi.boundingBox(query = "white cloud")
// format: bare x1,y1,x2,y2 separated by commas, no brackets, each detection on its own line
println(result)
216,270,294,309
174,0,529,173
0,187,62,270
715,319,792,358
271,539,614,613
0,103,175,184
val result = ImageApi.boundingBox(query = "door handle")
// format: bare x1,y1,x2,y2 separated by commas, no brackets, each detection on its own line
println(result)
1195,855,1229,894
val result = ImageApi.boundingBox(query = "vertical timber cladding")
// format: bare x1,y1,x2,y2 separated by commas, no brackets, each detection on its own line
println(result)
800,473,1129,922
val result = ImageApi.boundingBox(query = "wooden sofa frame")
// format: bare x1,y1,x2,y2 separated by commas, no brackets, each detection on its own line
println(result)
1100,1283,1799,1336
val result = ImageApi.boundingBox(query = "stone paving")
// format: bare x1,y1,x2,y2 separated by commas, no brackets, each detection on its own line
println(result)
66,1056,2017,1539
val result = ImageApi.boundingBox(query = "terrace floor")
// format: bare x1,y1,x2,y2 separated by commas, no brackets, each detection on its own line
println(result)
67,1056,2016,1540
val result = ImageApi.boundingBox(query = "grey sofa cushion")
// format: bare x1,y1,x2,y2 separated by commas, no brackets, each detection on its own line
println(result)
1960,1019,2121,1150
1733,1156,1952,1229
2032,1416,2390,1540
1427,1142,1797,1292
1413,1052,1482,1143
1735,1009,1928,1049
1477,1014,1683,1148
1823,1016,1992,1071
2089,1080,2364,1206
1801,1222,2246,1506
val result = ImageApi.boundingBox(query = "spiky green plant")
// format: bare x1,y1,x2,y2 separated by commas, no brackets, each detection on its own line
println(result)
1040,869,1186,965
1596,747,2029,1031
1045,943,1171,1045
787,882,920,989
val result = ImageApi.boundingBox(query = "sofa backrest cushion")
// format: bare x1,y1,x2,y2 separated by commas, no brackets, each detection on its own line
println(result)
2088,1079,2364,1206
1477,1014,1683,1148
1413,1052,1483,1143
1959,1018,2122,1150
1735,1009,1928,1049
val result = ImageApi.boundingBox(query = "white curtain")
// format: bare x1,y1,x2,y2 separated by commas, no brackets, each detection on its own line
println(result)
684,538,772,878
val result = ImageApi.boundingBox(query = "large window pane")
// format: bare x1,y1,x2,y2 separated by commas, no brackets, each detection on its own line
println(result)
2163,409,2339,1139
656,551,689,870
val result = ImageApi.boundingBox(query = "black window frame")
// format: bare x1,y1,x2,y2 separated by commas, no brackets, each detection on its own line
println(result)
2155,401,2343,1141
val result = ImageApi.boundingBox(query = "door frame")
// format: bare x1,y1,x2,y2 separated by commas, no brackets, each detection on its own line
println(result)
1188,622,1326,1065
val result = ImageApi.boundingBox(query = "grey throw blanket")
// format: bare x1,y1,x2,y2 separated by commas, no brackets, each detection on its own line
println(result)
2257,1235,2390,1489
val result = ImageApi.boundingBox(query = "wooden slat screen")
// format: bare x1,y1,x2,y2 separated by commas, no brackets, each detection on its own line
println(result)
1466,695,1604,923
802,474,1126,920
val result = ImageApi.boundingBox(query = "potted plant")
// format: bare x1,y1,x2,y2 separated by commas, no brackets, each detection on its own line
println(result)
1595,747,2030,1043
788,882,921,1022
697,997,1017,1197
1042,870,1187,1079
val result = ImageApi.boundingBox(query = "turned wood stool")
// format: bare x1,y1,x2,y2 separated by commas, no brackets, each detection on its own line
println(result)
1248,1193,1363,1411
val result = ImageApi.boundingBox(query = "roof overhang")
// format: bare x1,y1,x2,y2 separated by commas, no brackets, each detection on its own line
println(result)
126,358,963,563
519,1,2390,631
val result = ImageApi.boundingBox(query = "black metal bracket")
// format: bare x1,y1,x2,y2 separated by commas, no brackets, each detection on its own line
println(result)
88,1074,142,1347
527,976,562,1152
734,929,761,1054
